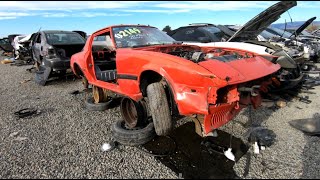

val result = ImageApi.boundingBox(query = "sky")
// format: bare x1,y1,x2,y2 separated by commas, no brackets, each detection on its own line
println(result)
0,1,319,37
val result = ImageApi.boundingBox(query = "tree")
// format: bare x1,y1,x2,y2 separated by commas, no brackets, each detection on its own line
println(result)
306,24,319,32
162,25,172,34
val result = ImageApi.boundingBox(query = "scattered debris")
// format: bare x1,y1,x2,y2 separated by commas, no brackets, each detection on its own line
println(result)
224,148,235,161
288,113,320,136
101,141,116,152
276,100,287,108
206,130,218,137
9,131,19,137
69,90,81,95
20,78,31,84
261,101,275,108
247,127,277,147
14,108,41,119
1,59,13,64
253,141,260,154
13,136,28,141
26,67,36,73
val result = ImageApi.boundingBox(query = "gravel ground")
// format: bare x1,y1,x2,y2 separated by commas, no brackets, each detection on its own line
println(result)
0,55,319,179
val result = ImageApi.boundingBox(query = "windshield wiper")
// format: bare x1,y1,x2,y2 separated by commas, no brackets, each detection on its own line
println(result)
131,42,176,48
131,43,155,48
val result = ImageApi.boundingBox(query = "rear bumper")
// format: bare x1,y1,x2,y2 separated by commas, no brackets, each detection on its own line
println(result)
43,58,70,71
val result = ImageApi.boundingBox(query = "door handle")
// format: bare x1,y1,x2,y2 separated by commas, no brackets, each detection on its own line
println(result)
89,63,93,68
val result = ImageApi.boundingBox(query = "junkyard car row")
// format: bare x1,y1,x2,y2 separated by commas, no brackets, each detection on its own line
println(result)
1,1,319,148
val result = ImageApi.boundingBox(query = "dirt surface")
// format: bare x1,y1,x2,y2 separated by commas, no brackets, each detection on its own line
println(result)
0,54,319,179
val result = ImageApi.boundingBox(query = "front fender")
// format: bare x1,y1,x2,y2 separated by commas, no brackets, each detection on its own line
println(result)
140,64,223,116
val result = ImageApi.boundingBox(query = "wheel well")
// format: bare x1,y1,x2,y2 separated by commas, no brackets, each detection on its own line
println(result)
73,63,83,77
140,70,163,97
139,70,179,116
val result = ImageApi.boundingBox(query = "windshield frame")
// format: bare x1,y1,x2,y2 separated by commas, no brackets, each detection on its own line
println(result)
111,25,176,48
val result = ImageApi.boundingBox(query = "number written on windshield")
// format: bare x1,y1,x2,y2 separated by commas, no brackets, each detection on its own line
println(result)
115,28,141,39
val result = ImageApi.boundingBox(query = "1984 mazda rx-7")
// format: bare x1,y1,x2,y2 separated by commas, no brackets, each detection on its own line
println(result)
71,25,280,139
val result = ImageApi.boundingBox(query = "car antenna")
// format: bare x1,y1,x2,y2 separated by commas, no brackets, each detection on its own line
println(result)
280,19,286,39
287,10,298,44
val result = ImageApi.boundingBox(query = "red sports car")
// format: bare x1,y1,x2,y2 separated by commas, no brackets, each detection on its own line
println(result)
71,24,280,145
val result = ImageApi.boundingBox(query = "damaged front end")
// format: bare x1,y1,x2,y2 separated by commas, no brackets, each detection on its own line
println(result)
190,77,274,137
159,46,280,136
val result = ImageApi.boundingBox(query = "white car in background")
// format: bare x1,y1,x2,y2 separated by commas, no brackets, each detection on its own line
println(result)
12,35,26,59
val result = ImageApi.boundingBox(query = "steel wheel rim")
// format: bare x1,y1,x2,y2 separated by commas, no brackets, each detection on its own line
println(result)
92,86,103,103
121,98,139,128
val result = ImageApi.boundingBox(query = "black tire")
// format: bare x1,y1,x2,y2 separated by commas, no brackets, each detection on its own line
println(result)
146,82,172,136
85,97,112,111
111,120,156,146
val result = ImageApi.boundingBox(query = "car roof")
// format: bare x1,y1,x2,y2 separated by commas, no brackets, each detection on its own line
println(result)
41,30,80,34
93,24,156,35
169,24,218,36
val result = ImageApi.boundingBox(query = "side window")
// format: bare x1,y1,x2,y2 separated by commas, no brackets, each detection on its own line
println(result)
171,27,206,42
193,29,207,39
36,34,41,43
171,28,195,41
92,32,113,52
93,35,107,41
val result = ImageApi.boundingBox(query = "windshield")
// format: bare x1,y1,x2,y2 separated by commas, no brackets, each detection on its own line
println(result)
0,39,8,44
112,26,175,48
268,28,292,38
198,26,226,41
260,30,279,39
46,32,85,45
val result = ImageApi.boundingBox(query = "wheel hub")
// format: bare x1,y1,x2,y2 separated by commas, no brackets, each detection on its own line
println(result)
120,98,139,129
92,85,106,103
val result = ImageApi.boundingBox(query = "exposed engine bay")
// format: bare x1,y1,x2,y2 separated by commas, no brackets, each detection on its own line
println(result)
141,45,256,63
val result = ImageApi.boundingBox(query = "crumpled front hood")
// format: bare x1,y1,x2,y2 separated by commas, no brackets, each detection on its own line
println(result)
198,56,280,85
228,1,297,42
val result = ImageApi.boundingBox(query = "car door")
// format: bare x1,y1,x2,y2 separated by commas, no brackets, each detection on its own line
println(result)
32,33,42,62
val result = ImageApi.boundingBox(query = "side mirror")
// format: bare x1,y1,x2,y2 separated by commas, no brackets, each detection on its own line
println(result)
197,36,211,43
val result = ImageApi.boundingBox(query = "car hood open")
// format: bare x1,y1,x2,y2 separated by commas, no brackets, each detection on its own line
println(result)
290,17,317,37
227,1,297,42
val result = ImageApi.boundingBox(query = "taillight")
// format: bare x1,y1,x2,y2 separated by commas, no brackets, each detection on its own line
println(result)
45,47,56,59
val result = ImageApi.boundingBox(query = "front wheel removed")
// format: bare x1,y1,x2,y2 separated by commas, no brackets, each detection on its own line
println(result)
111,120,156,146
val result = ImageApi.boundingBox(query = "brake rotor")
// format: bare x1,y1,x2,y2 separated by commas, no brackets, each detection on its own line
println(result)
92,85,106,103
82,76,89,89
